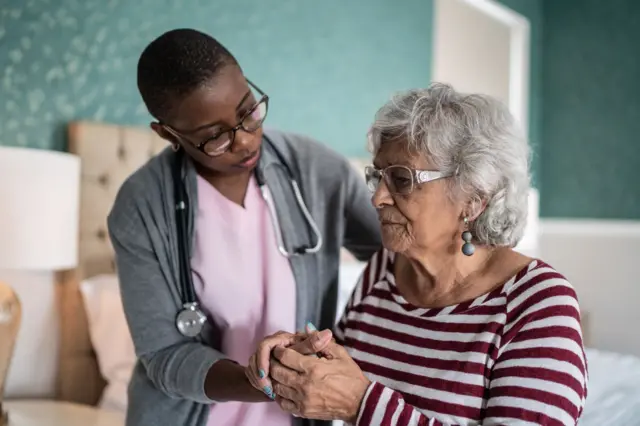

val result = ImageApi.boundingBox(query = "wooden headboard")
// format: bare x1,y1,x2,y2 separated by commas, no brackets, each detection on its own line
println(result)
57,121,166,405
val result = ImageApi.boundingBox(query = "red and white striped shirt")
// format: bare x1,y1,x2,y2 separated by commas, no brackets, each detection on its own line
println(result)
335,250,587,426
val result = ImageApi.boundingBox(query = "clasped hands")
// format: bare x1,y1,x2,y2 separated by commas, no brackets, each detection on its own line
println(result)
244,324,370,423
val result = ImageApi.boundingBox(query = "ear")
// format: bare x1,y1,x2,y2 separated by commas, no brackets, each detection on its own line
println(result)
463,196,488,222
150,122,178,146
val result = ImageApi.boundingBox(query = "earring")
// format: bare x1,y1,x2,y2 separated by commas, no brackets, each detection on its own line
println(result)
171,143,180,152
461,217,475,256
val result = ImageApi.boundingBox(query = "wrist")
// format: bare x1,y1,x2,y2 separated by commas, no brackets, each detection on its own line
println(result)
347,376,371,424
205,360,271,402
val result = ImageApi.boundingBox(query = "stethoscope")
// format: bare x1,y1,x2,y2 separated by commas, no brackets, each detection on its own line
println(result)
173,136,323,337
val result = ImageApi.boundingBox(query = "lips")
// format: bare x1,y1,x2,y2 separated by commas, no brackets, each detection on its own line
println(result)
237,151,260,168
380,217,404,225
381,221,402,226
378,210,404,225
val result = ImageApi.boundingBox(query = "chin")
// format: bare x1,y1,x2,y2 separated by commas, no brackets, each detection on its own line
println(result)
381,226,411,253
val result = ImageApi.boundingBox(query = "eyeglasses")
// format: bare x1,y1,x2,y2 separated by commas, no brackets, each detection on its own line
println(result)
163,79,269,157
364,165,451,195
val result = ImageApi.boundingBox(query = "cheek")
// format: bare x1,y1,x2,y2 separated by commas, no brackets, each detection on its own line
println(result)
403,190,460,242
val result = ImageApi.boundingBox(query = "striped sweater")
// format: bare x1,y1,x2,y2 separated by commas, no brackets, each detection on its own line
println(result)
334,250,587,426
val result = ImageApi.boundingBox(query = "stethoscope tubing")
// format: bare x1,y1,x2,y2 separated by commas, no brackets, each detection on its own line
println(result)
172,137,323,336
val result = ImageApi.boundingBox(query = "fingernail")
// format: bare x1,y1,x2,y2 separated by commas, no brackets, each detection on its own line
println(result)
258,369,266,379
306,322,317,331
263,386,274,399
318,329,331,339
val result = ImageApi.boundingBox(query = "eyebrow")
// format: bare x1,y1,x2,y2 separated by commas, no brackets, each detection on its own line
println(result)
373,157,411,168
182,89,253,133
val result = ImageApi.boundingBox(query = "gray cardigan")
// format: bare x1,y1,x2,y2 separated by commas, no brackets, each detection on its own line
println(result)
107,129,382,426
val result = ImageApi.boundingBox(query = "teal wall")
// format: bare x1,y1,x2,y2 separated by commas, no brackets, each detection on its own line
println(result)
541,0,640,219
0,0,432,156
3,0,637,219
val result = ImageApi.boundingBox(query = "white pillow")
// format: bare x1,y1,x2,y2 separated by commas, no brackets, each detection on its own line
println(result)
80,274,136,412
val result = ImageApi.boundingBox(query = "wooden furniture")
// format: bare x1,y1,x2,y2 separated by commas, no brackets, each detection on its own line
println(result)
0,283,22,426
4,400,123,426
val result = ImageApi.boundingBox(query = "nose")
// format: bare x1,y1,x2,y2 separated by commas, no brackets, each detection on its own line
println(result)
231,128,257,153
371,178,394,209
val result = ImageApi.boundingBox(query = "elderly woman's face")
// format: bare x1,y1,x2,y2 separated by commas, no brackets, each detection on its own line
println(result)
371,141,464,255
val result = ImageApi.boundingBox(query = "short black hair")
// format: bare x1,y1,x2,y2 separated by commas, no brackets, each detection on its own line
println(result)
137,28,238,121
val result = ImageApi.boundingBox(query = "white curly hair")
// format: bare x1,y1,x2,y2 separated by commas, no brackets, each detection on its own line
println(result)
368,83,531,247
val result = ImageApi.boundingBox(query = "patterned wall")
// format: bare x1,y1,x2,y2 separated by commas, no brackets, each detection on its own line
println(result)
541,0,640,219
9,0,635,218
0,0,432,156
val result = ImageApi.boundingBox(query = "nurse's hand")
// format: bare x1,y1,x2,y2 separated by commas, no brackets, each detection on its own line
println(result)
245,325,333,400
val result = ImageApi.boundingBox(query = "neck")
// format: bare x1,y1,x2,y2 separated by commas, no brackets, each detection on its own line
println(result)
195,163,252,206
396,245,497,307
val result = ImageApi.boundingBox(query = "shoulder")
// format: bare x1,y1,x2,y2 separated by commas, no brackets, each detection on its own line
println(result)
505,260,579,312
503,260,583,338
263,128,357,179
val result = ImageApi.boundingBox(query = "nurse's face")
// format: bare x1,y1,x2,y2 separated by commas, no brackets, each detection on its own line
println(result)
151,65,267,176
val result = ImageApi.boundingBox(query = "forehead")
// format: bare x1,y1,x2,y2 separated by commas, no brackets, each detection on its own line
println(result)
373,139,432,169
168,66,251,131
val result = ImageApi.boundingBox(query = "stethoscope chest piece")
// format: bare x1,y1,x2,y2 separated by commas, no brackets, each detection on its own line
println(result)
176,302,207,337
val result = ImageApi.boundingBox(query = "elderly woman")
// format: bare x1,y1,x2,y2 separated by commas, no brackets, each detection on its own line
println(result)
246,83,588,426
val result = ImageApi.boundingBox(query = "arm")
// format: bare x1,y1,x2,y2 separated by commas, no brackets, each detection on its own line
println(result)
354,289,587,426
108,188,267,403
342,161,382,261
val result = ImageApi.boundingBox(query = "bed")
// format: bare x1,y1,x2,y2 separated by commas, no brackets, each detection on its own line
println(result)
56,120,640,425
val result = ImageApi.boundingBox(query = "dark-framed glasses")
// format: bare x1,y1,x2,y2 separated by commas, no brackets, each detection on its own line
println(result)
163,79,269,157
364,165,451,195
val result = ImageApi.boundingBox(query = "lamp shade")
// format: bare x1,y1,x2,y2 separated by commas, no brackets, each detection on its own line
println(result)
0,146,80,270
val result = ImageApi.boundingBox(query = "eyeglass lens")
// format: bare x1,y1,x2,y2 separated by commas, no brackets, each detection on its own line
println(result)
202,97,268,156
365,165,414,195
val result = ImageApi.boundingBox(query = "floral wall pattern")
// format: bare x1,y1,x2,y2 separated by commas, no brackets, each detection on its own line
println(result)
0,0,432,155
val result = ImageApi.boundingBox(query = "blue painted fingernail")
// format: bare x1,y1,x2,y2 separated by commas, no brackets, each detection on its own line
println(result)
306,322,317,331
258,369,266,379
263,386,273,397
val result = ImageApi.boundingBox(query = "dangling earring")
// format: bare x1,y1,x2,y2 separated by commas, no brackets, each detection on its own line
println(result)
171,143,180,152
461,217,475,256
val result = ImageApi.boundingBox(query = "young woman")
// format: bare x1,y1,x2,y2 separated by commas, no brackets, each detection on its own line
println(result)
107,28,381,426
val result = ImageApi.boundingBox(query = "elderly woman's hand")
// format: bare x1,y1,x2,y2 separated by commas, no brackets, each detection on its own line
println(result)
270,337,371,423
244,326,333,399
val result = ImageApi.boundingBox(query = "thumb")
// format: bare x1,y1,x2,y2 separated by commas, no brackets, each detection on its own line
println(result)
309,329,333,352
316,337,347,359
288,329,332,355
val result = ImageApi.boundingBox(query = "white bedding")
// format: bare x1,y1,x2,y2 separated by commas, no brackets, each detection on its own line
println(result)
580,348,640,425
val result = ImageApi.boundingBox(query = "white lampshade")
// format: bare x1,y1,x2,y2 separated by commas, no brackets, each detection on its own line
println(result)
0,146,80,270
